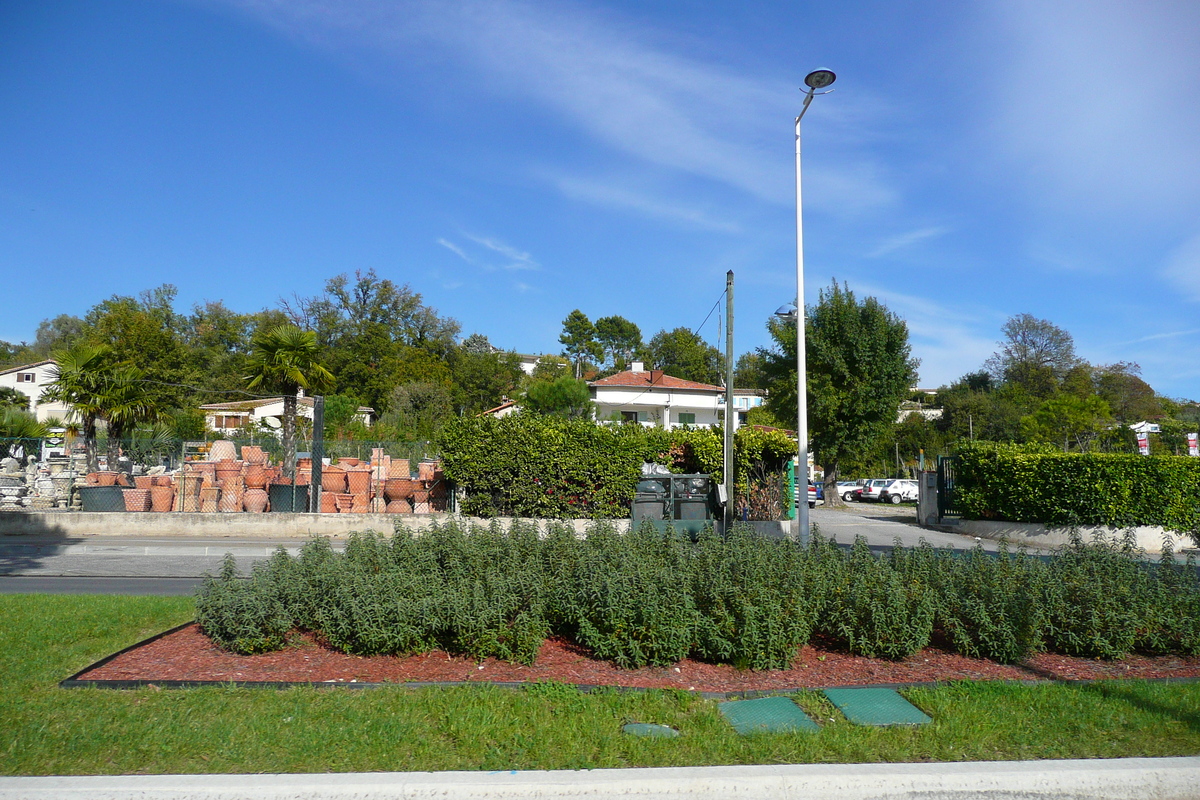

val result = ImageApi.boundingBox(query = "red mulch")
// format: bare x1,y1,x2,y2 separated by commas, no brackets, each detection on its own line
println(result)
77,624,1200,692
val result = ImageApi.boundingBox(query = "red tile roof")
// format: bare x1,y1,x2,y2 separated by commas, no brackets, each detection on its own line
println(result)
589,369,724,392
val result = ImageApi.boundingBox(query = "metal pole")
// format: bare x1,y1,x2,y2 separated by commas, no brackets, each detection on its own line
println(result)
723,270,735,533
309,395,325,513
794,104,811,545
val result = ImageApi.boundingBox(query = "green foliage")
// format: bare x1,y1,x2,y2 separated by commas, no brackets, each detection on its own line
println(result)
522,376,593,418
195,555,293,654
760,281,918,488
644,327,724,386
820,538,934,660
953,442,1200,535
934,543,1044,663
559,310,602,377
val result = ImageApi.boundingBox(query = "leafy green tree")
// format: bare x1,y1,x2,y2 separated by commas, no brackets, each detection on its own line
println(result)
523,376,593,418
1094,362,1164,423
0,387,29,412
645,327,724,386
101,365,162,465
559,310,602,378
244,324,335,477
461,333,497,354
985,313,1079,383
450,349,524,416
28,314,88,361
183,301,256,404
593,315,642,372
734,352,768,390
527,354,571,384
1020,395,1114,451
385,380,454,441
39,343,117,471
760,282,918,504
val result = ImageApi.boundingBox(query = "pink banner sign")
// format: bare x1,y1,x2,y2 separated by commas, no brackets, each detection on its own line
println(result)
1188,432,1199,458
1137,432,1150,456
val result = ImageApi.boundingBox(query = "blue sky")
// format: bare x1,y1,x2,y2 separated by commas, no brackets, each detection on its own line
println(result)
3,0,1199,398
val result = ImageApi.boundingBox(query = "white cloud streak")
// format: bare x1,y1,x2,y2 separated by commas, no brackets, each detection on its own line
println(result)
868,226,950,258
1161,232,1200,303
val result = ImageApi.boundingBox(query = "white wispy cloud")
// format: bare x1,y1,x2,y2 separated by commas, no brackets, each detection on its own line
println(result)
437,238,471,262
463,233,539,271
545,171,741,233
868,226,950,258
222,0,896,210
983,0,1200,220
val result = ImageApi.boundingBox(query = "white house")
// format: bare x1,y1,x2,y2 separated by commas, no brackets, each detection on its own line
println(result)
199,396,374,433
589,363,725,430
0,360,74,422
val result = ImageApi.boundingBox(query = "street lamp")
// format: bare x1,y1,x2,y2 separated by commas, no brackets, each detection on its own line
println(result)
790,68,835,545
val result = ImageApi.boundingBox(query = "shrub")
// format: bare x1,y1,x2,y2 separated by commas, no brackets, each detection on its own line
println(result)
954,442,1200,538
821,537,934,660
195,555,292,655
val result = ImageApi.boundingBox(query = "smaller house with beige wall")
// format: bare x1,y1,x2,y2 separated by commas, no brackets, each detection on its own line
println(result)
0,360,74,422
199,395,374,434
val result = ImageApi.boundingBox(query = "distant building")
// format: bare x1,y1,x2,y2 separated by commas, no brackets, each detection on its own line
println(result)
0,360,74,422
589,362,726,431
198,395,374,434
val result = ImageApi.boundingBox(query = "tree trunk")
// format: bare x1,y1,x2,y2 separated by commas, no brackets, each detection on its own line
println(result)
84,416,98,474
281,394,297,479
822,462,842,508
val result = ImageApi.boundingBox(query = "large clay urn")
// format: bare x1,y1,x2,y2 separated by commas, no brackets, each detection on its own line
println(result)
345,468,370,495
215,459,241,483
244,464,267,489
243,488,268,513
322,467,346,493
384,478,412,501
218,487,242,512
122,488,151,512
418,461,437,482
150,485,175,513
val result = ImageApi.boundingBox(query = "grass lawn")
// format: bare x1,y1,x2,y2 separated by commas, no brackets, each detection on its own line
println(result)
2,594,1198,776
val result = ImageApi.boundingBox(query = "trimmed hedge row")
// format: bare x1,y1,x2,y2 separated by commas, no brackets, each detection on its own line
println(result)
436,415,795,518
954,443,1200,536
196,520,1200,666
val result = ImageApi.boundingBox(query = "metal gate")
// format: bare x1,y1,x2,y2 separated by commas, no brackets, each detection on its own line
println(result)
936,455,959,521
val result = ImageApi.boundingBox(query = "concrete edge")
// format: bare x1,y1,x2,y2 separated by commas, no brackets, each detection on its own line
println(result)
2,758,1199,799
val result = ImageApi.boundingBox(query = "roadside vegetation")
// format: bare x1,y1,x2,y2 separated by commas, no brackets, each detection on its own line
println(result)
197,521,1200,667
3,592,1199,776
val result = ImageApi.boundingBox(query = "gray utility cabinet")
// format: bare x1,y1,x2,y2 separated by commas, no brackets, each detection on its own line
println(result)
632,473,716,524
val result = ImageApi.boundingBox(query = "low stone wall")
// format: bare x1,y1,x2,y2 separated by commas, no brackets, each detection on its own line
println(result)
0,512,784,540
949,519,1196,554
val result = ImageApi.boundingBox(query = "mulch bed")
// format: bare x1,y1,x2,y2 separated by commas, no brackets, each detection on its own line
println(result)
73,624,1200,693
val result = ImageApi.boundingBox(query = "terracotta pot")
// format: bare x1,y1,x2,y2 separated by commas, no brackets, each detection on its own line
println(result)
389,459,410,479
337,457,360,467
412,488,430,504
412,501,431,514
218,488,242,512
244,464,267,489
153,475,174,487
386,499,411,514
295,470,311,486
351,492,370,513
273,475,294,486
242,446,267,465
243,488,268,513
122,488,151,512
134,475,153,490
345,469,371,494
369,496,387,513
296,458,313,470
322,468,346,493
418,461,438,482
209,440,238,462
198,486,219,513
384,479,413,501
86,472,100,486
320,492,337,513
150,485,175,512
95,471,118,487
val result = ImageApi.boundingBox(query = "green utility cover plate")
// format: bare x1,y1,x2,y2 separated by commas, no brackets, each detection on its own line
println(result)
622,723,680,738
717,696,819,735
822,687,932,726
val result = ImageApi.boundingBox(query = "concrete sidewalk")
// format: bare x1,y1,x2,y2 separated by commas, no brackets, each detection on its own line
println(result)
3,757,1199,799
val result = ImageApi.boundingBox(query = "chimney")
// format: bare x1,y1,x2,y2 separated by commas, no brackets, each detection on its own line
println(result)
630,361,644,373
650,370,663,385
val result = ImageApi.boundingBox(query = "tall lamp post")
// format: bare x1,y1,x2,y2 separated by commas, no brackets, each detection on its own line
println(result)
784,68,835,545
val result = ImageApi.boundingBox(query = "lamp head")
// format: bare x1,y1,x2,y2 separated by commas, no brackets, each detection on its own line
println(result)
774,302,798,318
804,69,836,90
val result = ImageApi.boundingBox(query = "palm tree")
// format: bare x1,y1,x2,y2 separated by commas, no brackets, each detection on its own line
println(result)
102,365,161,468
244,324,334,477
39,343,115,472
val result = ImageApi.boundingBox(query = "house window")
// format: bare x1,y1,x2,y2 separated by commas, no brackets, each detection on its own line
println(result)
678,412,696,425
17,373,36,383
218,415,246,429
621,411,640,424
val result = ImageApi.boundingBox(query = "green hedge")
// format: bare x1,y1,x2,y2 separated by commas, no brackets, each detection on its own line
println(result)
954,443,1200,535
436,415,796,519
196,521,1200,667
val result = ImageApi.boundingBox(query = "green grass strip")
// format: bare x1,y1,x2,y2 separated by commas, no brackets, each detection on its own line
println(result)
2,595,1198,776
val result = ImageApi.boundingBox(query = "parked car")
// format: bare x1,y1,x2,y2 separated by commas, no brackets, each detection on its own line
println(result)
807,480,822,508
878,478,919,504
857,478,892,502
836,481,860,502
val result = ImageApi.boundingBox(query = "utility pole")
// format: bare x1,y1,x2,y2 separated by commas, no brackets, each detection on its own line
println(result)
723,270,735,531
309,395,325,513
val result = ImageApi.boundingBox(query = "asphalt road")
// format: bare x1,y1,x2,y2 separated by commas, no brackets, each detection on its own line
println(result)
0,504,1009,595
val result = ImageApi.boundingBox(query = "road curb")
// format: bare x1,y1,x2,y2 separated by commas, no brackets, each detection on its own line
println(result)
3,758,1199,799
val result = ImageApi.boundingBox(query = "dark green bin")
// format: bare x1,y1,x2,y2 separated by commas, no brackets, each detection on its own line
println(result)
268,483,310,513
78,485,124,512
